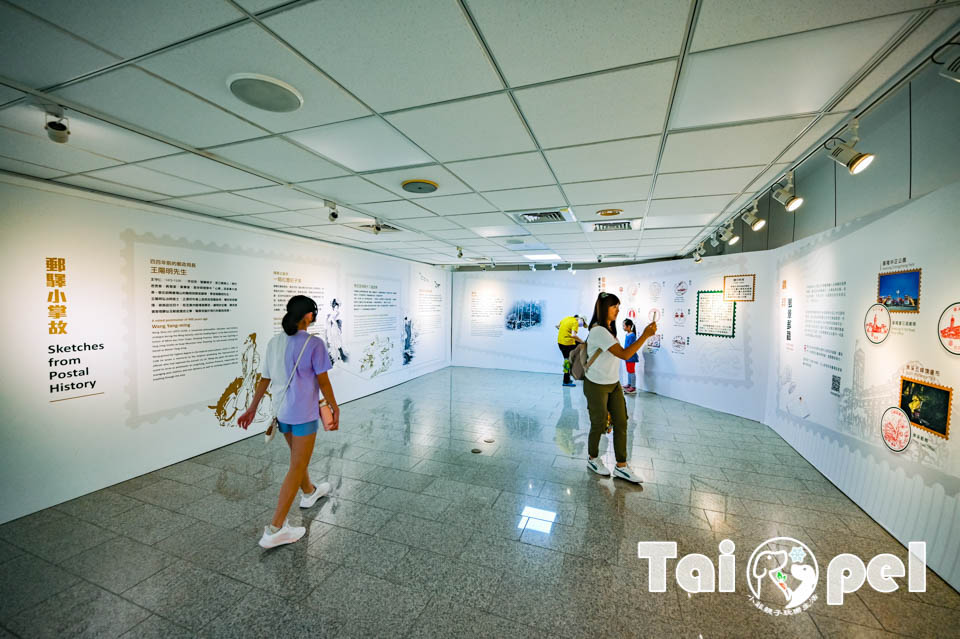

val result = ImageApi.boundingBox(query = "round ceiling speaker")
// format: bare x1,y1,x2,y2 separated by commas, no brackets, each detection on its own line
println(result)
402,179,438,194
597,208,623,217
227,73,303,113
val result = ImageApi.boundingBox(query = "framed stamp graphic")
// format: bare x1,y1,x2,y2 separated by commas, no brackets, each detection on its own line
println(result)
864,303,890,344
880,407,911,452
938,302,960,355
877,269,921,313
900,377,952,440
696,290,736,338
723,274,756,302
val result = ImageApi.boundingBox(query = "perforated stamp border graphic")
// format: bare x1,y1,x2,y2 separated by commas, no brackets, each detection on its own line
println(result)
899,376,952,441
695,290,736,339
877,268,922,314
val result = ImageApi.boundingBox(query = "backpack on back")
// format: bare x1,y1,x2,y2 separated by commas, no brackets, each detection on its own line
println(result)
568,340,603,381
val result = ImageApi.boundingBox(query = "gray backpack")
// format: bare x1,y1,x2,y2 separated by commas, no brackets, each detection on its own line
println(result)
569,340,603,381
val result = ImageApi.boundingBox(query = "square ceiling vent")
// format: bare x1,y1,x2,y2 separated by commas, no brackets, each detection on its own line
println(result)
581,219,642,232
509,207,576,225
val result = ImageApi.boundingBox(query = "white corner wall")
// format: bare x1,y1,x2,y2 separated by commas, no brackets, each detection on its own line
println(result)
451,181,960,590
0,175,451,523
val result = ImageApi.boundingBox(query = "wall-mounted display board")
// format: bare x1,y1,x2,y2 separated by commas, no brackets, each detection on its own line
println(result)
723,273,756,302
766,182,960,592
695,290,736,338
0,176,450,523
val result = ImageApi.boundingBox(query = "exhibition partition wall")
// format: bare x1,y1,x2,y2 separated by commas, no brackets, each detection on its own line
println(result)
0,175,451,524
450,180,960,589
451,250,773,421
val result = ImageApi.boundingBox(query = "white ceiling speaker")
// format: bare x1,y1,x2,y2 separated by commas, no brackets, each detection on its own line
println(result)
772,170,803,212
741,201,765,231
826,118,874,175
227,73,303,112
401,179,438,194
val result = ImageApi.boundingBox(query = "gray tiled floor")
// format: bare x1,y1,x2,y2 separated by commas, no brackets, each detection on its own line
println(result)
1,367,959,638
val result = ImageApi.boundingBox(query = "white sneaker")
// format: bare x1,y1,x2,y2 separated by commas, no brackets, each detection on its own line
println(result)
258,521,306,549
613,464,644,484
299,481,331,509
587,457,611,476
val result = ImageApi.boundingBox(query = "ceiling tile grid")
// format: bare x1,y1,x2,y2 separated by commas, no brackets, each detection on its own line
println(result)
0,0,945,266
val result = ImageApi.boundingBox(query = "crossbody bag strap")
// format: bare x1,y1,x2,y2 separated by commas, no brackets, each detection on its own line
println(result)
273,335,312,416
584,346,604,371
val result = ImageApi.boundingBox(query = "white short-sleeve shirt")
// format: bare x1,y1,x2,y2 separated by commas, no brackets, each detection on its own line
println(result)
585,326,621,384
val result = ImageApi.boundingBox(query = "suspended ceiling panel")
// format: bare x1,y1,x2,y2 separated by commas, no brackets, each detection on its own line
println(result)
54,67,264,147
482,185,566,210
660,118,813,172
672,14,910,128
385,94,535,162
653,165,766,199
544,136,660,183
297,176,395,205
264,0,502,111
513,61,676,148
0,103,179,163
0,155,66,179
236,185,325,210
81,165,213,197
177,192,280,215
573,200,647,221
781,113,850,161
138,153,273,191
363,165,472,199
562,176,653,206
361,200,437,221
138,23,369,133
466,0,689,86
690,0,928,51
0,4,118,87
414,193,497,216
286,117,432,172
56,174,167,201
447,153,555,191
0,85,24,105
0,127,119,174
209,137,347,183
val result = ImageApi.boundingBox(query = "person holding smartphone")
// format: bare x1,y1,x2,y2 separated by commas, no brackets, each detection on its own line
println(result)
239,295,340,549
583,292,656,483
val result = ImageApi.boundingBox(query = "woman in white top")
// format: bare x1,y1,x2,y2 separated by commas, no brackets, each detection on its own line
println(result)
583,292,656,482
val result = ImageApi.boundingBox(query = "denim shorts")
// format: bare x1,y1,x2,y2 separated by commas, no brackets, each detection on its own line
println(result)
277,419,319,437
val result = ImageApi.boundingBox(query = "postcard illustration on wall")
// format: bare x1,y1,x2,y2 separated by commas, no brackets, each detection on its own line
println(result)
695,290,736,338
880,406,911,452
939,303,960,355
209,332,271,427
402,315,419,366
325,298,348,365
505,300,543,331
900,377,952,440
360,335,395,378
878,269,921,312
864,304,890,344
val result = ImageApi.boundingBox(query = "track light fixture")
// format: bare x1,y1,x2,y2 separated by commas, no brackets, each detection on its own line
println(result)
568,263,575,274
692,242,705,263
826,119,874,175
931,42,960,83
456,246,463,259
719,221,739,246
551,264,556,271
708,233,720,249
325,200,339,222
741,201,765,231
772,171,803,212
528,263,536,271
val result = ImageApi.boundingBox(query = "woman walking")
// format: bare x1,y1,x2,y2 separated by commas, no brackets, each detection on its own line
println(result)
622,318,639,394
583,292,655,483
239,295,340,548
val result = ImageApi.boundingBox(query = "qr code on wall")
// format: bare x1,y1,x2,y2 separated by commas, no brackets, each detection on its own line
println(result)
831,375,841,394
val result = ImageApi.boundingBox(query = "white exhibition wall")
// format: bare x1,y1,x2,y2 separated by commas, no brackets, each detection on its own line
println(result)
451,251,773,421
0,174,451,524
451,181,960,589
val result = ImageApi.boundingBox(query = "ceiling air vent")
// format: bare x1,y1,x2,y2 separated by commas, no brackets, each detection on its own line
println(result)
510,208,575,225
592,221,634,232
599,253,632,261
352,222,402,234
466,256,489,263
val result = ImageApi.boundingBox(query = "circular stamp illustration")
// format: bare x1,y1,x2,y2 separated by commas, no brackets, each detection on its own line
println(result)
746,537,819,614
938,302,960,355
880,406,911,453
648,308,661,323
674,280,688,297
649,281,662,300
864,303,890,344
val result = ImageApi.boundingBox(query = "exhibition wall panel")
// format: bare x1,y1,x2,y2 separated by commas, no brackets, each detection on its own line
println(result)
0,175,451,523
765,181,960,591
451,250,774,421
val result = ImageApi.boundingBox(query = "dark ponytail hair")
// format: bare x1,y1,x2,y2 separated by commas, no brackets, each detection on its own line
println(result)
589,292,621,338
623,318,636,334
282,295,318,336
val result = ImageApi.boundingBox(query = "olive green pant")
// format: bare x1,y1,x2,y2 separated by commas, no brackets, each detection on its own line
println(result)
582,377,628,463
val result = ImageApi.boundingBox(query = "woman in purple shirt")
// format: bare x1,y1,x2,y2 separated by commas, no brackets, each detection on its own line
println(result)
239,295,340,549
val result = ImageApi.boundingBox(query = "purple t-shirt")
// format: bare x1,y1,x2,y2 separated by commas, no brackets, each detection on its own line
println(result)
261,331,332,424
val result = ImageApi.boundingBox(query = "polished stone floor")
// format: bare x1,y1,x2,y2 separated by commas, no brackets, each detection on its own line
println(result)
2,367,958,638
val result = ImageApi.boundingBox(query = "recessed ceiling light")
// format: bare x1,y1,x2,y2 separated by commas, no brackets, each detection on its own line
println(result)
227,73,303,113
402,179,438,194
597,208,623,217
